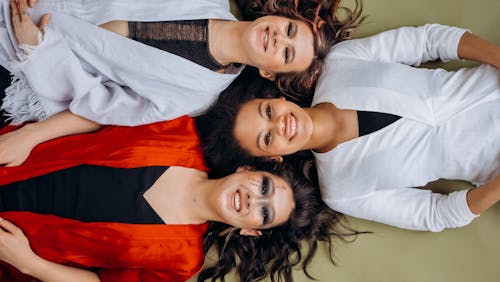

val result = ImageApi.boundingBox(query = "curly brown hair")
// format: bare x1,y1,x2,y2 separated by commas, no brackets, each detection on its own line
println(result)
237,0,365,103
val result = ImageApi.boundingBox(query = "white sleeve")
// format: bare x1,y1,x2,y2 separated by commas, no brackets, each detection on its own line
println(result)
326,188,478,232
334,24,468,66
19,28,168,126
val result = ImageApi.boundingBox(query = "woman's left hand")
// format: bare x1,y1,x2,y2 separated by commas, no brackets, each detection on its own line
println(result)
0,218,38,274
10,0,50,46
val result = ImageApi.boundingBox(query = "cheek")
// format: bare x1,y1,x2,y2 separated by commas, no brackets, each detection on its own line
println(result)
273,138,292,152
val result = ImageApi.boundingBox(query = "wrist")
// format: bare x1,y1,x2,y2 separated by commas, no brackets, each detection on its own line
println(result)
21,122,51,145
15,252,43,276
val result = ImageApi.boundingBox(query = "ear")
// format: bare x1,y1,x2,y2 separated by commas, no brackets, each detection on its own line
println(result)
239,228,263,237
259,69,276,81
267,156,283,163
236,165,254,173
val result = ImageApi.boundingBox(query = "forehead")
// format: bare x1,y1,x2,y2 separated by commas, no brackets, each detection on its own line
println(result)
234,100,265,155
291,20,315,71
271,174,295,225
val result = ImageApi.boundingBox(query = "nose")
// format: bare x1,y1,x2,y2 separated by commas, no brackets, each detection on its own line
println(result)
272,115,286,136
274,30,292,48
245,190,267,211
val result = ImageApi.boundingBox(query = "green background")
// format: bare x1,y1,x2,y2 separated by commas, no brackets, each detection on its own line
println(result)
191,0,500,281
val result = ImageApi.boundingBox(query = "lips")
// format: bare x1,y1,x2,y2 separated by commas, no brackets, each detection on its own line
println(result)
234,190,241,212
263,27,269,52
286,114,297,141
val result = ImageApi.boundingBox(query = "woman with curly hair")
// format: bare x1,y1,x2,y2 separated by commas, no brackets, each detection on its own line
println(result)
0,117,359,282
196,23,500,232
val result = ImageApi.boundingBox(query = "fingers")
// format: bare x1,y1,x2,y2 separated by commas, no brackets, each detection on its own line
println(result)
0,218,21,235
18,0,27,11
9,0,19,22
38,13,50,33
28,0,36,8
10,0,29,23
18,0,30,22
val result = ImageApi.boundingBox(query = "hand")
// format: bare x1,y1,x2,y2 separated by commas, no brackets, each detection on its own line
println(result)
10,0,50,46
0,125,38,166
0,218,38,274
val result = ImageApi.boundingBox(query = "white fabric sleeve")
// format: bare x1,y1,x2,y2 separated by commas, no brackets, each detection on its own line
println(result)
334,24,468,66
18,28,163,126
326,187,478,232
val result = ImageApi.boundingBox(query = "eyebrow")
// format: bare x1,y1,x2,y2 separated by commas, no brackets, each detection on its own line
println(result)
289,47,296,64
256,102,264,150
267,177,276,225
289,23,297,63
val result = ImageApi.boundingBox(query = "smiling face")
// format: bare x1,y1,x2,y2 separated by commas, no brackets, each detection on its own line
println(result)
214,168,295,230
233,98,313,157
242,15,315,78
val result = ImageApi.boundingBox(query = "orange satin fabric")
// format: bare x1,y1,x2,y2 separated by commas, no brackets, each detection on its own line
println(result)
0,115,208,185
0,212,208,282
0,116,210,281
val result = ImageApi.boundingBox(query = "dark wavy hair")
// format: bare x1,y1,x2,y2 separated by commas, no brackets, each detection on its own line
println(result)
237,0,365,102
198,155,365,282
195,68,282,178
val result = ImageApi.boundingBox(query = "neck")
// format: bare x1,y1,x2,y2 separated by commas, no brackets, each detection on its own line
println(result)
305,103,359,153
209,19,251,66
180,175,226,223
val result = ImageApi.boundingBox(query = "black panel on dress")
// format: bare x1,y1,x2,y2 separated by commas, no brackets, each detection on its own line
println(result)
357,111,401,136
0,165,168,224
129,19,236,72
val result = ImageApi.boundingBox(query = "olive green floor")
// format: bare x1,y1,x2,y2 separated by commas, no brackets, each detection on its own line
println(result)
191,0,500,281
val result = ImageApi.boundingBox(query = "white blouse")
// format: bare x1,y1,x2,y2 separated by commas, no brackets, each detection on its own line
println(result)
314,24,500,232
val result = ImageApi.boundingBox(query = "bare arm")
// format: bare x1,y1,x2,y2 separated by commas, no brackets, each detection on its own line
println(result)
466,173,500,215
0,111,101,166
0,218,100,282
458,32,500,69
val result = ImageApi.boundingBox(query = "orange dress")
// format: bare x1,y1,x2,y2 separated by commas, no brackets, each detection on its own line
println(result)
0,116,209,282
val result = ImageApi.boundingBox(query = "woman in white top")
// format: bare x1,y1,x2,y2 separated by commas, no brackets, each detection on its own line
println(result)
198,23,500,232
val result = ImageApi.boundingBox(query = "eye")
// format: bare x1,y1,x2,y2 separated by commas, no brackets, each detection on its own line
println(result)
262,206,269,225
287,22,292,36
266,105,272,119
261,176,270,195
264,132,271,146
284,47,289,63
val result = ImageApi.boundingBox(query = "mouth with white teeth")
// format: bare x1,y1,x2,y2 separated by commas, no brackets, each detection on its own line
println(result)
263,27,269,52
234,190,241,212
287,113,297,141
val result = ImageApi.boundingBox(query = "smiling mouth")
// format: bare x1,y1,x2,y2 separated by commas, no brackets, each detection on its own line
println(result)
234,190,241,212
287,114,297,141
263,27,269,52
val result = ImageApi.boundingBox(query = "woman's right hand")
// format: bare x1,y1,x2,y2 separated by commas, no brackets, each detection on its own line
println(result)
10,0,50,46
0,217,101,282
0,218,38,274
0,126,37,167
